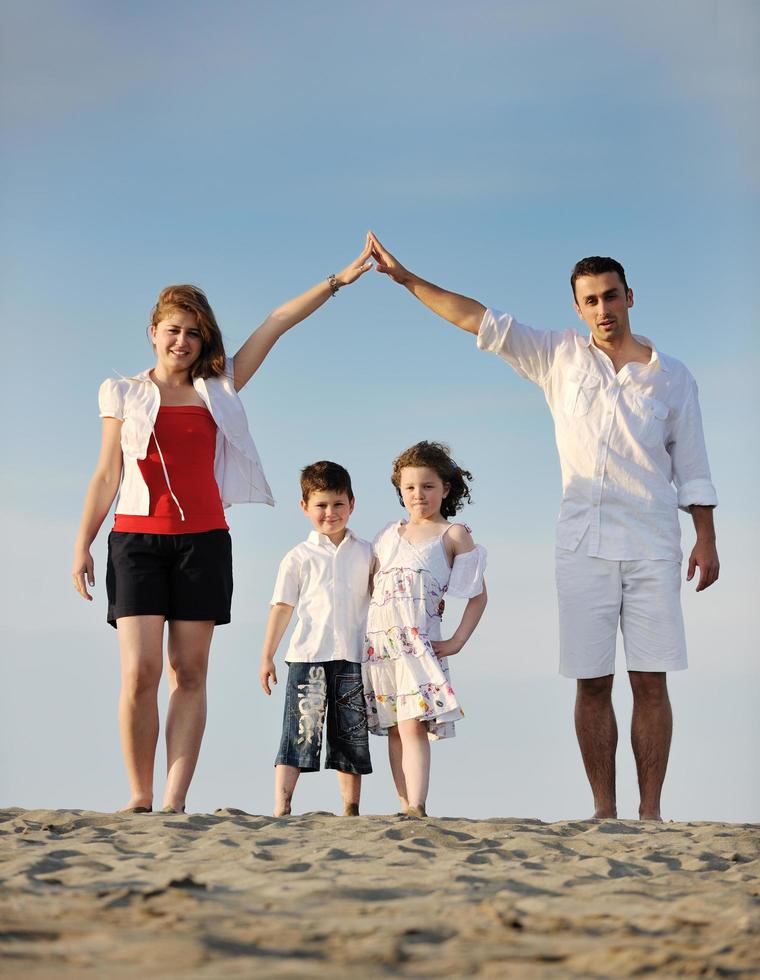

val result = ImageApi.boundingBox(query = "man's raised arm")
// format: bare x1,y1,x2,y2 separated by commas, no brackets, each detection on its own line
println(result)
370,232,485,335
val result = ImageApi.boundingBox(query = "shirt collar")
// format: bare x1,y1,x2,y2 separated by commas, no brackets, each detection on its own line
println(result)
307,527,354,548
584,333,668,372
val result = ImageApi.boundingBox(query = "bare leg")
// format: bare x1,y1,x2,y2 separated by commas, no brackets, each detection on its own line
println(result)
274,765,300,816
163,620,214,812
575,675,617,818
397,718,431,814
336,771,361,816
629,671,672,821
116,616,165,810
387,725,409,812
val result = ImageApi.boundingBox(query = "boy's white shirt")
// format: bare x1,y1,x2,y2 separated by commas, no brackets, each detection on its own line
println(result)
271,527,372,664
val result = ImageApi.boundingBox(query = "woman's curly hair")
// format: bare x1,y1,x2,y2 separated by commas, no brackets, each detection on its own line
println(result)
391,441,473,518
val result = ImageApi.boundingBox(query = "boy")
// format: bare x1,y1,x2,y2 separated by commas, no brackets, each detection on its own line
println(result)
259,460,373,816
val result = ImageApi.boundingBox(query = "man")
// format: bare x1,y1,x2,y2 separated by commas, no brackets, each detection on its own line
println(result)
369,232,719,820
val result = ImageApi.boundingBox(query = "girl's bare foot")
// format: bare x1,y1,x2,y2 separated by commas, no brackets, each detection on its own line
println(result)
406,804,427,818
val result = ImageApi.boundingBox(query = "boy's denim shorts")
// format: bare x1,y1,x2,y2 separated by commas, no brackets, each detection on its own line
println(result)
275,661,372,774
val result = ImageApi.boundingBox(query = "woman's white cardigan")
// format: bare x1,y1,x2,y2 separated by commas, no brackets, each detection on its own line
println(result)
98,359,274,517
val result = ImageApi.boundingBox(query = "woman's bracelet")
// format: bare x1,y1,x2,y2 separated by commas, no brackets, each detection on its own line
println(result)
328,274,341,297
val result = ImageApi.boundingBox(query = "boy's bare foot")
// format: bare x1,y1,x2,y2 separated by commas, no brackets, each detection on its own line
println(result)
406,804,427,818
343,803,360,817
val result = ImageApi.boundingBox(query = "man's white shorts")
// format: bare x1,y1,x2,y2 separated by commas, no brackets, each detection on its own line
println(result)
555,546,688,679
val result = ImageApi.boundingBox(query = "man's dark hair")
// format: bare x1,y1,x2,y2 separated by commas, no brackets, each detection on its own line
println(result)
571,256,629,300
300,460,354,503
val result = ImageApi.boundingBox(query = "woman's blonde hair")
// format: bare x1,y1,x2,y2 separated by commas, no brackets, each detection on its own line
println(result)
150,285,226,379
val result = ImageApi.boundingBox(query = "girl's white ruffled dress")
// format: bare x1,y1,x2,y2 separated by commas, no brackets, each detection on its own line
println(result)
362,521,487,740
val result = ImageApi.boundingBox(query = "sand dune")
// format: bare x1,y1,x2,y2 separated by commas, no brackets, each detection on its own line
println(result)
0,807,757,977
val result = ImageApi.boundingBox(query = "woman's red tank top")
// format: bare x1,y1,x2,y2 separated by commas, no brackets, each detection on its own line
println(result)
113,406,229,534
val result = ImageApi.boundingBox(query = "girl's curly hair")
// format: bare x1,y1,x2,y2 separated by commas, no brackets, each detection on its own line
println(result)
391,441,473,518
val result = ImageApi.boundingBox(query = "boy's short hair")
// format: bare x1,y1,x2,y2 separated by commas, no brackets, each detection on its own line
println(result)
300,460,354,503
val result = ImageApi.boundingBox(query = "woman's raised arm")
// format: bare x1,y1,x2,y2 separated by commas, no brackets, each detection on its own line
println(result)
232,236,373,392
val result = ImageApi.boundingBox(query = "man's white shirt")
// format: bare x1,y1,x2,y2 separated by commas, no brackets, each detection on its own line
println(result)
477,309,717,561
271,528,372,663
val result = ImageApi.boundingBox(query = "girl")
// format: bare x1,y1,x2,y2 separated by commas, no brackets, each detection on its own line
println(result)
362,441,487,817
71,240,373,814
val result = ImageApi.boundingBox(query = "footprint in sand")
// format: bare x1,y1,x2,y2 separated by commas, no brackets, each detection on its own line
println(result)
280,862,311,873
398,845,436,859
436,827,475,842
323,848,355,861
339,885,430,901
643,852,682,871
383,829,405,841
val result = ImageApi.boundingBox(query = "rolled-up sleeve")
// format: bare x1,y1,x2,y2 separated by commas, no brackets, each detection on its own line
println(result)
98,379,125,420
271,552,300,607
669,378,718,511
476,308,559,385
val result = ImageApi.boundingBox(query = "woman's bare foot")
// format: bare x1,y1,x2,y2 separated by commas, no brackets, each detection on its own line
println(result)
273,805,291,817
162,797,186,813
343,803,360,817
119,799,153,814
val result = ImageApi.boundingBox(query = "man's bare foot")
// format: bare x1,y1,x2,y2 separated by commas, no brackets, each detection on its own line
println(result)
639,809,663,821
593,808,618,818
406,804,427,818
343,803,360,817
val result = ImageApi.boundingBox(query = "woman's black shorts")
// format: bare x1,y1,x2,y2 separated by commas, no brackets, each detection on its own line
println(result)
106,530,232,628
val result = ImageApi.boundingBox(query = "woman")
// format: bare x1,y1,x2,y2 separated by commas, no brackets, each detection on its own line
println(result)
72,240,372,813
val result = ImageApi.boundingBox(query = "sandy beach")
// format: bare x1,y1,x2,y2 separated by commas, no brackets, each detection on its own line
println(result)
0,807,757,978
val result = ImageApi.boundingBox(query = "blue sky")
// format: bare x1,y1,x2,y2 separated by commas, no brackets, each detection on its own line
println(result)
1,1,758,821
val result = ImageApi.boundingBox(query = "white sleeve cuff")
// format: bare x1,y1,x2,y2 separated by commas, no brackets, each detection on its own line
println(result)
677,479,718,512
270,554,300,606
476,308,509,353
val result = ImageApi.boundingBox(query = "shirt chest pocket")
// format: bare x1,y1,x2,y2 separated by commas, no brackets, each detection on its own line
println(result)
631,394,669,448
562,372,600,417
341,558,370,599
